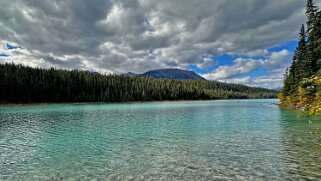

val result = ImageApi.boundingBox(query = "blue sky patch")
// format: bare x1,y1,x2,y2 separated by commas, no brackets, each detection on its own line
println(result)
5,43,22,50
189,39,296,81
0,53,9,57
268,40,298,52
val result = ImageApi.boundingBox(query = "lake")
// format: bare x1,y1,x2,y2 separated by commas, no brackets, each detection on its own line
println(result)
1,99,321,180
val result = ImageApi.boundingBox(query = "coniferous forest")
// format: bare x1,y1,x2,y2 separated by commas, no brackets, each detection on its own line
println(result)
279,0,321,115
0,63,277,104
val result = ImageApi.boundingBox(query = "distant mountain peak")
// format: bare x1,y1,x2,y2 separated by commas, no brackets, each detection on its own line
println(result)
123,68,205,80
142,68,205,80
123,72,139,77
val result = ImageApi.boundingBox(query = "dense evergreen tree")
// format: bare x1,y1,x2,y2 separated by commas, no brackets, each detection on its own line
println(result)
306,0,318,33
298,24,312,78
283,25,308,96
306,0,321,71
314,11,321,69
280,0,321,114
283,0,321,96
0,63,277,104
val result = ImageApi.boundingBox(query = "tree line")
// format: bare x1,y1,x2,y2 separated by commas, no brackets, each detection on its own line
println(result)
280,0,321,114
0,63,276,103
283,0,321,96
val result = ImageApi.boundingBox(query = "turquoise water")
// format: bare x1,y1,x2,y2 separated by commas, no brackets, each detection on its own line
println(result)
0,99,321,180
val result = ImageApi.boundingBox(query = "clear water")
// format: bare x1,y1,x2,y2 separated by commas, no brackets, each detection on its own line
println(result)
0,99,321,180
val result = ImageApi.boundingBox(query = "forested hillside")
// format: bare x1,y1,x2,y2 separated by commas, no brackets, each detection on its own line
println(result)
279,0,321,115
0,63,276,103
142,68,205,80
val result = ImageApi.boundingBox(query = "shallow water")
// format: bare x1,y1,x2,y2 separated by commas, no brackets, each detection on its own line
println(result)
0,99,321,180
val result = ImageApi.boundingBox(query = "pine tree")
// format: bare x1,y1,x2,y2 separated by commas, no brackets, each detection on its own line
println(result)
306,0,321,72
283,25,308,96
306,0,318,33
296,24,312,78
314,11,321,70
281,0,321,109
283,66,292,96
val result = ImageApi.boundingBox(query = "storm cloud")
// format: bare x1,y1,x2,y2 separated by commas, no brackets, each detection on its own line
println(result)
0,0,313,88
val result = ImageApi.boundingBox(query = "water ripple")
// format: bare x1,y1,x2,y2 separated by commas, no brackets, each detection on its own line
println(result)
0,100,321,180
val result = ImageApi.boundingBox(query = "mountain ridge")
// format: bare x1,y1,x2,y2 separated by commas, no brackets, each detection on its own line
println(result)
123,68,205,80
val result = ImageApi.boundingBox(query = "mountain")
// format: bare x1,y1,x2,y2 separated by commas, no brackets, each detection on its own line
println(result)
142,68,205,80
123,72,139,77
123,68,205,80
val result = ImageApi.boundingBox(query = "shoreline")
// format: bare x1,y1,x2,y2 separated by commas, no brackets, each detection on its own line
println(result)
0,98,278,108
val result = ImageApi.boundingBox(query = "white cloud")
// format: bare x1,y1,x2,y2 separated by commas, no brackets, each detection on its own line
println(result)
218,75,284,89
0,40,47,67
0,0,313,89
244,49,269,57
203,58,262,80
195,54,217,70
263,49,291,68
0,0,307,74
202,49,292,88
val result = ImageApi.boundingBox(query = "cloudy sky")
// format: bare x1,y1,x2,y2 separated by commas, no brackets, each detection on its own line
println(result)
0,0,317,89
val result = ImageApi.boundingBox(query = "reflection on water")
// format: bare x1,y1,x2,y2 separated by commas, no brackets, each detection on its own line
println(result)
0,100,321,180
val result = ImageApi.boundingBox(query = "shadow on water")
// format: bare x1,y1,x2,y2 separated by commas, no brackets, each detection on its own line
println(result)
279,110,321,180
